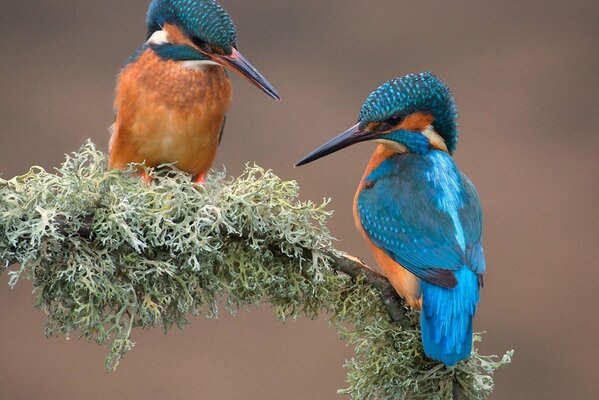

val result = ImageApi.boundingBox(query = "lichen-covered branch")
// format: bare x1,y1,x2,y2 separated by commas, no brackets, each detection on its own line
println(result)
326,252,412,328
0,142,511,399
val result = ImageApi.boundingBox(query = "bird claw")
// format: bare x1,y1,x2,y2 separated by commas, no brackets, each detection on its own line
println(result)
139,171,153,185
194,174,207,184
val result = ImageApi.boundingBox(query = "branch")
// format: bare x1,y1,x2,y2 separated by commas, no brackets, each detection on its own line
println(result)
0,142,511,399
4,219,409,327
326,252,411,328
3,232,461,396
4,207,408,322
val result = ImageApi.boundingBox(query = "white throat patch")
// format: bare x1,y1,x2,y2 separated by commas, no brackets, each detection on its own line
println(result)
374,139,408,154
180,60,221,70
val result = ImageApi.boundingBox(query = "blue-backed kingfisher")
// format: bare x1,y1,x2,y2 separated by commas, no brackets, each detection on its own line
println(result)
297,73,485,365
109,0,280,182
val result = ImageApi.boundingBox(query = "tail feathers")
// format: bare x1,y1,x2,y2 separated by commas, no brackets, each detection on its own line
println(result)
420,268,479,366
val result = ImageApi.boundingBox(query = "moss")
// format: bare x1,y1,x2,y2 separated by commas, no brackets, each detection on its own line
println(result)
0,142,511,399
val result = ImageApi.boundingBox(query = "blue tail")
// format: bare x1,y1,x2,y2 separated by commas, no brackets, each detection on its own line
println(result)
420,267,480,366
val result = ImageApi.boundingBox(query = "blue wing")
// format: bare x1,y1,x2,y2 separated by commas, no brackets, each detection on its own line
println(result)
460,174,485,277
357,152,484,288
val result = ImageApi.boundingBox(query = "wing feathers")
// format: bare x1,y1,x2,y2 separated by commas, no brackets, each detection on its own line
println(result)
357,152,484,287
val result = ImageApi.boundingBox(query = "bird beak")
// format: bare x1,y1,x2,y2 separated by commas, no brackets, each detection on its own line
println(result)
212,48,280,100
295,124,377,167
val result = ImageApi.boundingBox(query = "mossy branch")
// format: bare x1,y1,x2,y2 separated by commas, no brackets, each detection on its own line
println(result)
0,142,511,399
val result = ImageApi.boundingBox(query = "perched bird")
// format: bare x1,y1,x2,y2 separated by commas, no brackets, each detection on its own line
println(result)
296,73,484,365
109,0,280,182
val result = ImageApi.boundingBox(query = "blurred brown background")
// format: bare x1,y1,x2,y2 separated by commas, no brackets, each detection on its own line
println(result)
1,1,597,399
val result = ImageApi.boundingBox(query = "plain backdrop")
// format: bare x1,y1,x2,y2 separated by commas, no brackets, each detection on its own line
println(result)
1,1,598,399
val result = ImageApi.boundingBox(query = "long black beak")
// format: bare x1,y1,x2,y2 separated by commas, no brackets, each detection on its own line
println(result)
296,124,377,167
213,48,280,100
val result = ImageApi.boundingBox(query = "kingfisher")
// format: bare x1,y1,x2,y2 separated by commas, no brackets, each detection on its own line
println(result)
108,0,280,183
297,73,484,365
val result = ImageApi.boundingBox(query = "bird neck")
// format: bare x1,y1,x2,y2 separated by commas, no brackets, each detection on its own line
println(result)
377,126,449,156
151,43,213,63
360,145,397,186
353,144,395,241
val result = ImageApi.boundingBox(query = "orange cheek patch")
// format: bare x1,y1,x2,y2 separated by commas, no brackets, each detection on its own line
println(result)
365,122,380,131
163,23,195,47
398,112,434,132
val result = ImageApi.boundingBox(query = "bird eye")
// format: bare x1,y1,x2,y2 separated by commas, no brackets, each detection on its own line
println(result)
210,46,226,56
386,115,403,126
191,37,212,53
191,37,226,56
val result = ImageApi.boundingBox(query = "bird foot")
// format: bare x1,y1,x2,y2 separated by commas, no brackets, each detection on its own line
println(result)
139,171,153,185
194,174,207,184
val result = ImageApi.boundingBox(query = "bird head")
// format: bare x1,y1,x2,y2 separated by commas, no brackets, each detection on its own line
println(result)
145,0,280,100
296,73,458,166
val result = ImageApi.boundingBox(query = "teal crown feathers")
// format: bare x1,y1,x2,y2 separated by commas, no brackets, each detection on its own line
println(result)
147,0,237,52
359,72,459,153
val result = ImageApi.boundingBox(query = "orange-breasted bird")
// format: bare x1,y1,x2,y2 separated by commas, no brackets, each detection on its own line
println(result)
109,0,280,183
297,73,484,365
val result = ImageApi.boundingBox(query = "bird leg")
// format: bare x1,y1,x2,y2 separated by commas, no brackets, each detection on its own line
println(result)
194,174,207,184
139,171,153,185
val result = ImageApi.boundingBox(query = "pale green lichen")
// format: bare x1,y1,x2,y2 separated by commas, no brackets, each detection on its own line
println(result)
0,142,511,399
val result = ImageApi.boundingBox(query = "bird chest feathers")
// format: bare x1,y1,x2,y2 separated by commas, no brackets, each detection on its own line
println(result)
110,49,232,174
116,49,232,120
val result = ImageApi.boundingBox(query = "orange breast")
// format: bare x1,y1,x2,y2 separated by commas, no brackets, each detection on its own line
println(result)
108,49,232,177
353,145,422,308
